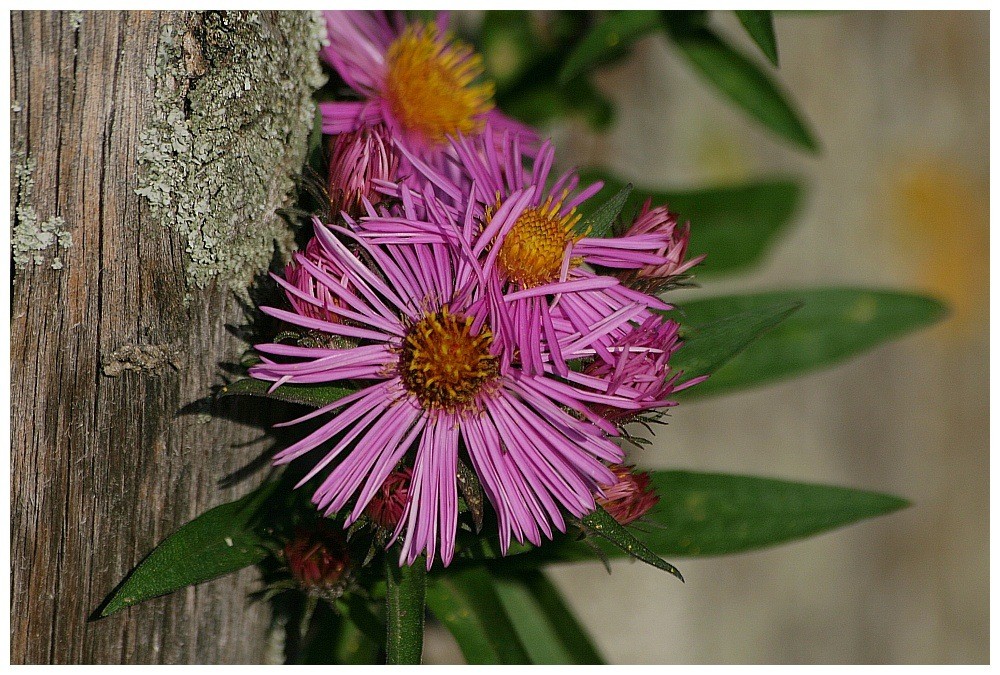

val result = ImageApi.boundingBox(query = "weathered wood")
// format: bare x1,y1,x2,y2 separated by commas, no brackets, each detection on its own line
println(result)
11,11,320,663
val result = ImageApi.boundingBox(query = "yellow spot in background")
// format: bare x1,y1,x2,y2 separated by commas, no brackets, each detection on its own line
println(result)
696,127,750,185
885,158,988,338
847,295,878,324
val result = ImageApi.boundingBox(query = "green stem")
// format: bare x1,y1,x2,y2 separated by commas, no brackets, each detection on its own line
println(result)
384,553,426,664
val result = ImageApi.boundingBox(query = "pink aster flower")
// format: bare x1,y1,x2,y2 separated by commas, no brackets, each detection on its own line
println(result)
596,464,660,525
318,11,536,165
360,128,675,377
326,123,400,219
616,198,705,294
252,219,658,568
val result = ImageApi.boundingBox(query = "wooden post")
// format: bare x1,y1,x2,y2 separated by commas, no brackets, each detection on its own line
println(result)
11,11,321,663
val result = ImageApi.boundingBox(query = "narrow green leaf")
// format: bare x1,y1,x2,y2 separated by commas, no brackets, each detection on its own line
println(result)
735,10,779,66
577,170,804,276
340,593,388,653
674,288,948,397
99,481,277,616
582,505,684,581
634,471,910,556
579,182,633,238
667,25,817,151
299,601,381,665
426,568,530,664
512,571,605,664
330,615,380,665
489,471,910,568
219,377,354,409
384,556,426,664
559,11,662,84
491,571,605,664
667,300,801,384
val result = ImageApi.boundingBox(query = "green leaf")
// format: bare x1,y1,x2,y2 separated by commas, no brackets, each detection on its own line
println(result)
577,170,804,276
426,568,530,664
674,288,948,397
735,10,779,66
667,25,817,151
497,71,616,131
579,182,633,238
300,601,381,665
582,505,684,581
489,471,910,568
329,614,380,665
384,556,426,664
99,481,277,616
559,11,662,84
479,11,541,93
491,571,605,664
219,377,354,409
667,300,801,384
634,471,910,556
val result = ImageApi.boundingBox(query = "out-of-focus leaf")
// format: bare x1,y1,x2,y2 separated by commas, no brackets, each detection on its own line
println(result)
497,72,615,131
491,571,605,664
487,471,910,570
479,11,541,93
426,568,530,664
667,301,801,384
666,24,817,151
219,377,354,409
735,10,779,66
582,505,684,581
576,170,804,276
674,288,948,397
99,481,277,616
299,601,381,665
384,556,426,664
579,183,633,238
559,11,662,84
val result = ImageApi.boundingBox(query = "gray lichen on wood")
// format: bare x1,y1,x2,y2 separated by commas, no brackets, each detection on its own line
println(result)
101,343,183,377
12,154,74,270
135,11,326,291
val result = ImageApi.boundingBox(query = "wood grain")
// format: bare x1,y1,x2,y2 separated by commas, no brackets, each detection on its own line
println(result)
11,11,310,663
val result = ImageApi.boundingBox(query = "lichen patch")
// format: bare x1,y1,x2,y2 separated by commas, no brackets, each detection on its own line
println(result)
12,154,74,270
135,11,327,293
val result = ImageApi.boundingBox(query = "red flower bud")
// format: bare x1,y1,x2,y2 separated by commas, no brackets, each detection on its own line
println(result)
283,521,352,600
596,464,660,525
365,466,412,530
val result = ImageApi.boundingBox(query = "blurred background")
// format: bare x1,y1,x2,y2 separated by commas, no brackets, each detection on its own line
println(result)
423,10,989,664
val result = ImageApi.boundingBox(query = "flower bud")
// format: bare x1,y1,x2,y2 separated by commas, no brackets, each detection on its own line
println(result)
621,199,704,288
327,124,399,219
283,521,352,601
597,464,660,525
365,466,412,530
283,237,350,324
585,316,685,424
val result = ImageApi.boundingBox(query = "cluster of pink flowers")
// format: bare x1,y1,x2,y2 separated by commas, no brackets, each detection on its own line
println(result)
251,11,702,569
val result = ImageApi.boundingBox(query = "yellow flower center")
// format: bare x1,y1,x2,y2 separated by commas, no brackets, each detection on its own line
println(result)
383,24,494,144
399,307,499,411
496,196,584,288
